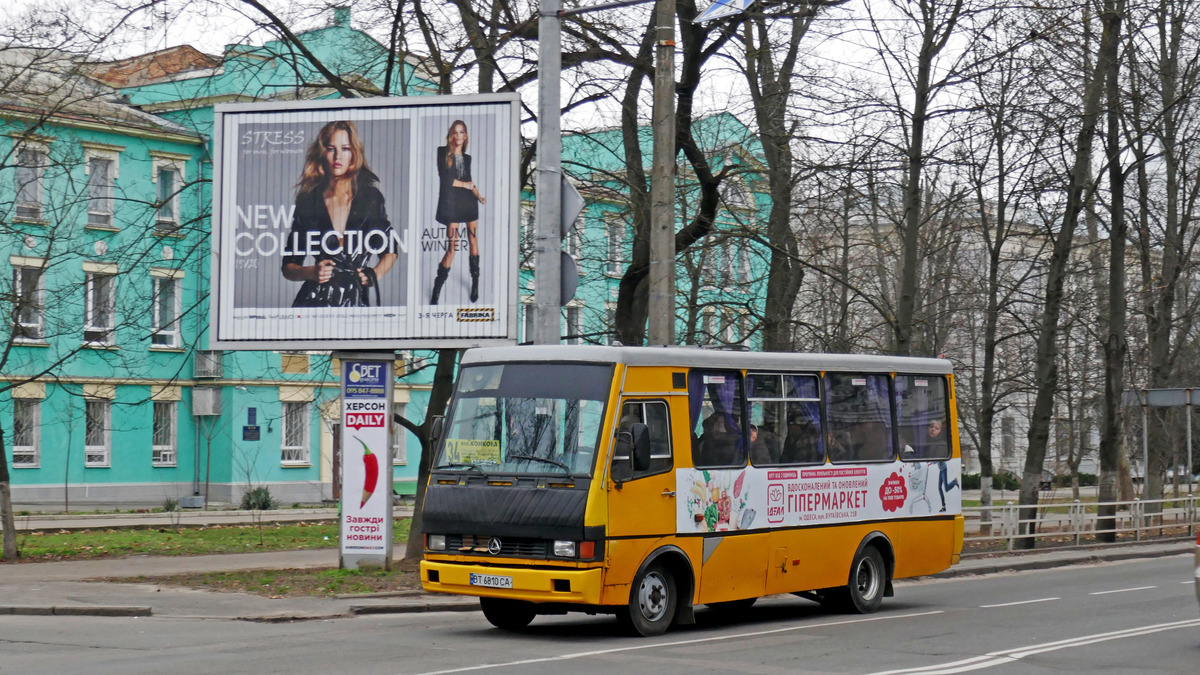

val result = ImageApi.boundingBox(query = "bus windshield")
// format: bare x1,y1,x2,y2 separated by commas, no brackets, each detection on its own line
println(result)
434,362,613,478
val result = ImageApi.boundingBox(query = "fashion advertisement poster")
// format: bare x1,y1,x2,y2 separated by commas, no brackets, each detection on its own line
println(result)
212,95,519,349
676,459,962,533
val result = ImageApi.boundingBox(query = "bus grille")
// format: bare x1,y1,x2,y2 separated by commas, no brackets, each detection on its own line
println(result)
447,534,548,558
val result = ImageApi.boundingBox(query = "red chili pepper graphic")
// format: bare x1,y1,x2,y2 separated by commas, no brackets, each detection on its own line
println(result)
356,436,379,508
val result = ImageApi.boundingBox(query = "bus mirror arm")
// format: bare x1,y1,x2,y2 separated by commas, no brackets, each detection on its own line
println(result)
430,416,445,445
630,423,651,472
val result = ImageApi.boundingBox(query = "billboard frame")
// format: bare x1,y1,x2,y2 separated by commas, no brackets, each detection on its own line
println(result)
209,93,521,351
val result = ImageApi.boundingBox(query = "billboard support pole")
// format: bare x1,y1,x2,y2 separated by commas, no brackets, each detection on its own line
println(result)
533,0,564,345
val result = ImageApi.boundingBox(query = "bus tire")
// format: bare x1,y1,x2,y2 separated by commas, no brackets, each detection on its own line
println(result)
621,563,676,636
479,597,536,630
844,545,886,614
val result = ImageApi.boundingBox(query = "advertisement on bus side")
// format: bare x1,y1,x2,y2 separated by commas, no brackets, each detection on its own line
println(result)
677,459,962,532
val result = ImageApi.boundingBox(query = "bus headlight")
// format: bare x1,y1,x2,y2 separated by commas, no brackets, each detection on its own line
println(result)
427,534,446,551
553,540,576,557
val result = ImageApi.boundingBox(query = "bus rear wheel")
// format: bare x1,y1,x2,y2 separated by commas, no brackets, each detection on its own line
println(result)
479,597,536,630
620,563,676,636
843,546,886,614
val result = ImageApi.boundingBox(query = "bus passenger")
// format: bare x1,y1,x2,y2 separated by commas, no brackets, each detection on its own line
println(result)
780,417,821,464
749,424,780,464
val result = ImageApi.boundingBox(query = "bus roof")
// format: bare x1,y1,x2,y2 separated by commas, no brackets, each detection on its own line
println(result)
460,345,952,375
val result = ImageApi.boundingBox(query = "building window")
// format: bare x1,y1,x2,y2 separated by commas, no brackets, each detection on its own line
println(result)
723,180,751,209
87,157,115,227
16,147,44,221
156,167,180,231
85,399,111,467
152,401,177,466
151,276,180,347
12,265,44,341
520,203,535,267
606,216,625,275
564,305,582,345
85,271,116,344
392,402,407,465
281,401,310,464
565,214,582,257
605,304,617,345
739,244,753,284
12,399,40,467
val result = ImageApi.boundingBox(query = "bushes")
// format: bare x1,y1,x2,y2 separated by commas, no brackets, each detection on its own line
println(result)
240,486,279,511
961,471,1098,489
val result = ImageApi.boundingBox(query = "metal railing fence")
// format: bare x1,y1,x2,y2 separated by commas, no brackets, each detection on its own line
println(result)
962,495,1198,554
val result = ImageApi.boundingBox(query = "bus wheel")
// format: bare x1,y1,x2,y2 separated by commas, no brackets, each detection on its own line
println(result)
621,564,676,636
845,546,886,614
479,597,536,630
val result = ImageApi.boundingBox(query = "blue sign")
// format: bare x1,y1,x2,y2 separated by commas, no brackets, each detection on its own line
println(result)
344,361,389,399
248,407,257,425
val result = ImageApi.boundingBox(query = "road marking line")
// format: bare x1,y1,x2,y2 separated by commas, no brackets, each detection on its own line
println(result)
1089,585,1155,595
978,597,1058,608
405,610,944,675
869,618,1200,674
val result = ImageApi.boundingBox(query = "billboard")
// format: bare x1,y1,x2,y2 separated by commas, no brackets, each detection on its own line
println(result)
211,95,520,349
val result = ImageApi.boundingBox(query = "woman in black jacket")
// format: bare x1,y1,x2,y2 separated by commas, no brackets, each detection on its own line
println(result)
430,119,486,304
281,120,398,307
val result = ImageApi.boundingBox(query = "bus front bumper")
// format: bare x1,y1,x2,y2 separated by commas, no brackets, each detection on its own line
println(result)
421,560,604,605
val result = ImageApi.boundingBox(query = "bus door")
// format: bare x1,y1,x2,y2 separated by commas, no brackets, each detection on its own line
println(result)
607,398,676,570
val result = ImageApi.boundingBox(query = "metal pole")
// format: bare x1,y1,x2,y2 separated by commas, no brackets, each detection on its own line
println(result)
1187,390,1194,494
1141,403,1149,498
533,0,563,345
647,0,676,345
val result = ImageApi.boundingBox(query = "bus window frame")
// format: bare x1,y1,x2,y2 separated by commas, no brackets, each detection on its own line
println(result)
613,398,674,481
823,371,897,464
688,368,749,470
895,374,952,462
746,371,824,467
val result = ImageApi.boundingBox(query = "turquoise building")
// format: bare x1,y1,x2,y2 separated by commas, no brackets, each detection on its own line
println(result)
2,11,438,509
522,112,770,347
3,8,770,509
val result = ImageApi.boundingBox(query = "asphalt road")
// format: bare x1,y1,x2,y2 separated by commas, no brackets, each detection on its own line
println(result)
3,555,1197,674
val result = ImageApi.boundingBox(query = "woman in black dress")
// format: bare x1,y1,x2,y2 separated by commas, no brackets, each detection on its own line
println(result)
281,120,398,307
430,120,486,304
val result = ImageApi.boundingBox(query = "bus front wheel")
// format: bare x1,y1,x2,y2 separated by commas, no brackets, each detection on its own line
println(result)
620,563,676,636
480,597,536,630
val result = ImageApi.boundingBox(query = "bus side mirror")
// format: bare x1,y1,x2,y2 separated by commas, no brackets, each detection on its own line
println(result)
630,423,651,471
430,416,445,445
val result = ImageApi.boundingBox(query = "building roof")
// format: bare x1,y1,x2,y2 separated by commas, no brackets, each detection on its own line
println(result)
0,47,200,140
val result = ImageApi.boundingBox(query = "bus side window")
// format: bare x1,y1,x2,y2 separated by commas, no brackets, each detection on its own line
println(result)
613,400,673,482
896,375,950,461
825,373,894,462
688,370,747,468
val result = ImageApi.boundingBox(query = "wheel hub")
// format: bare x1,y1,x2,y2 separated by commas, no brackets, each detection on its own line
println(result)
638,572,668,621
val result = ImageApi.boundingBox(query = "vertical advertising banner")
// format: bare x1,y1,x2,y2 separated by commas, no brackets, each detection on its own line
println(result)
340,360,394,567
211,95,520,350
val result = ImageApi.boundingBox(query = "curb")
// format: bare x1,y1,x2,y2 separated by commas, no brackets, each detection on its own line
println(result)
932,547,1187,579
350,602,479,615
0,605,152,617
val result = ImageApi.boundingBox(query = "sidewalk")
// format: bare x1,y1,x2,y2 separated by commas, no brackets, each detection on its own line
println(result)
2,536,1190,621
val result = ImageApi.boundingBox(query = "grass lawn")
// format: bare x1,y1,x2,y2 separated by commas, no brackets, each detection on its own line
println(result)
6,518,412,562
122,560,426,597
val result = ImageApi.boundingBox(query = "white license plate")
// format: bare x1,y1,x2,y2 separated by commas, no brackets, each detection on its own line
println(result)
470,573,513,589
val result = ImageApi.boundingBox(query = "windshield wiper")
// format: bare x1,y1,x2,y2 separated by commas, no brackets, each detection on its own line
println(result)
434,462,489,477
507,454,574,478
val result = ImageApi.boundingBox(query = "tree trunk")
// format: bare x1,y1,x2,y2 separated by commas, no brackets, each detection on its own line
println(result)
1018,1,1123,549
1,421,18,560
404,349,461,562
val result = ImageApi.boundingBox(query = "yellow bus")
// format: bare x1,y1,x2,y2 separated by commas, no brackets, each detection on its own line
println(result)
421,346,963,636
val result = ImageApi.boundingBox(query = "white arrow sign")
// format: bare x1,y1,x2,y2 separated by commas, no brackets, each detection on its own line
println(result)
694,0,755,23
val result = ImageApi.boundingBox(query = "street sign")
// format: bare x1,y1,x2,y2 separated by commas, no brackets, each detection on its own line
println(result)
561,176,584,237
560,252,578,307
694,0,755,23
